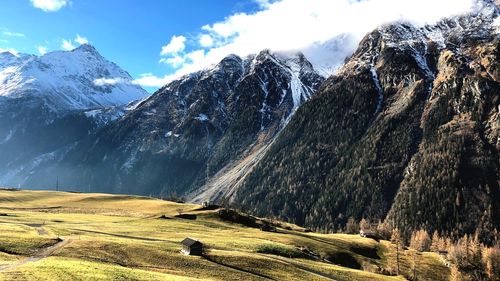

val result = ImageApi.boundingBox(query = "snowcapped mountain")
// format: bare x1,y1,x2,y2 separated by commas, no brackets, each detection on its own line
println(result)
18,50,324,197
234,0,500,238
0,45,148,188
0,44,147,112
1,0,498,243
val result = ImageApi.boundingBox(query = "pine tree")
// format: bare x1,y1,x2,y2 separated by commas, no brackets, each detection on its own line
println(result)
390,228,403,276
450,264,463,281
345,217,359,234
431,231,440,252
482,245,500,280
377,221,392,240
359,218,369,231
410,229,431,252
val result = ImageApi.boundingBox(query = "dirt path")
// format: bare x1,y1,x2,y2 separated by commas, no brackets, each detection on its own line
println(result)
69,228,175,243
256,253,340,281
203,254,275,280
0,238,72,272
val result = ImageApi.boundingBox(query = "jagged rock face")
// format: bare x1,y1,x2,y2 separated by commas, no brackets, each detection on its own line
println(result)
24,51,324,196
0,45,148,187
234,2,500,239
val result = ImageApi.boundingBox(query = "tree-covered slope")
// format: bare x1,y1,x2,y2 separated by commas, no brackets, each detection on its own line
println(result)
234,4,500,239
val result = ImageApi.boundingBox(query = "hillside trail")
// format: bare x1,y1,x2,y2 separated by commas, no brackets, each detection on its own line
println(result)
0,237,72,272
255,253,340,281
203,254,276,280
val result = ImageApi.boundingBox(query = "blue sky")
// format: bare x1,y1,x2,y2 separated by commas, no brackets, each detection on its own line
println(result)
0,0,475,92
0,0,263,91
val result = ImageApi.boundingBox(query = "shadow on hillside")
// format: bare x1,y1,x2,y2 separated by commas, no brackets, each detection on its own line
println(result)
350,245,380,259
324,251,361,269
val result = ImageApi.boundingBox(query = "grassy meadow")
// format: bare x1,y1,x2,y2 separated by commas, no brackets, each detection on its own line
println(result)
0,189,449,280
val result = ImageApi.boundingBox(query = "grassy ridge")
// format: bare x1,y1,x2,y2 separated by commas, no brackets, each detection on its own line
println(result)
0,189,448,280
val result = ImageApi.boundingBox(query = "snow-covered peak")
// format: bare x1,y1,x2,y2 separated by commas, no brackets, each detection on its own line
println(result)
377,0,498,48
0,52,33,68
0,44,148,112
73,43,100,54
206,53,244,79
335,0,500,78
0,51,17,61
0,53,16,69
275,52,318,77
219,54,243,64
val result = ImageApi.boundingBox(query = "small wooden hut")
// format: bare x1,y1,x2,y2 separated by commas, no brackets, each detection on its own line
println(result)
181,238,203,256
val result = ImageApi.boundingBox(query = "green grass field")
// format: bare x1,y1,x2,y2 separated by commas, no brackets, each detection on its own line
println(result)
0,189,450,280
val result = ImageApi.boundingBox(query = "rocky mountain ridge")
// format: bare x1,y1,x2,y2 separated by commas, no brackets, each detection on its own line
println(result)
16,50,324,196
0,45,148,187
0,0,498,242
232,0,500,240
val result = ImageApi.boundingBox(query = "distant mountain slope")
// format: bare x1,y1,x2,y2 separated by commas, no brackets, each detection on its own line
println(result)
22,51,324,196
0,44,146,111
0,45,148,187
234,1,500,240
2,0,498,245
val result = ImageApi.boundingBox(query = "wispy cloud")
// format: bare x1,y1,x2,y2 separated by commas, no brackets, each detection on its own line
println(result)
30,0,68,12
254,0,273,9
137,0,476,88
37,46,48,55
3,31,25,37
93,77,128,87
61,39,75,50
160,35,186,56
133,73,177,88
199,34,214,47
75,34,88,45
61,34,90,51
159,56,184,68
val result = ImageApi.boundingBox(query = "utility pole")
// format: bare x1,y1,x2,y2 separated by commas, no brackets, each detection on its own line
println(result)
56,176,59,191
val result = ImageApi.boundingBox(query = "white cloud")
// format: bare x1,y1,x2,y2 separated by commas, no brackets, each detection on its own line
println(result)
160,35,186,55
199,34,214,47
159,56,185,68
37,46,48,55
3,31,25,37
61,35,90,51
150,0,475,87
30,0,68,12
75,34,89,45
133,73,175,88
61,39,75,50
255,0,273,8
0,47,19,56
93,77,127,87
186,50,205,64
